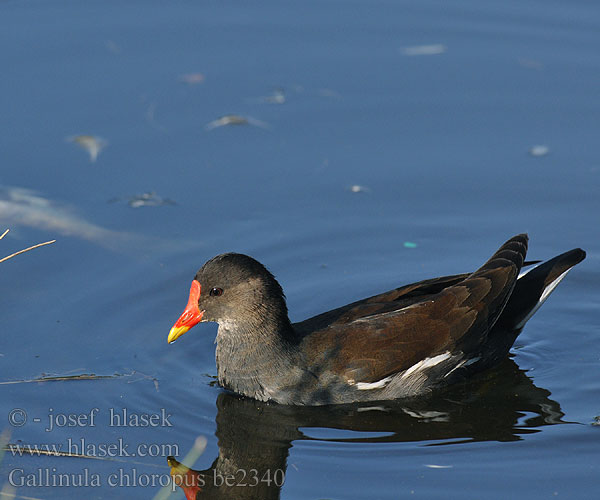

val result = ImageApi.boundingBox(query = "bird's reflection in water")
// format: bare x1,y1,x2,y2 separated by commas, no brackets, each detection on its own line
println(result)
167,360,566,499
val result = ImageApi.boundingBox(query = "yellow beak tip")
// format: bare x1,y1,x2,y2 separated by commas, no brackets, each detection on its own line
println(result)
167,326,189,344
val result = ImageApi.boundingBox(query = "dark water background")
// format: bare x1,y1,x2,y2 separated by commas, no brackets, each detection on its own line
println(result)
1,0,599,498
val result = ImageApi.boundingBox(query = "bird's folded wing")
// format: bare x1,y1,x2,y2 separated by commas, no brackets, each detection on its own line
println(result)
303,234,528,383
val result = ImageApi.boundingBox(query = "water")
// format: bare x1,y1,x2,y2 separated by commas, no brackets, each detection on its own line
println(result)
1,0,599,498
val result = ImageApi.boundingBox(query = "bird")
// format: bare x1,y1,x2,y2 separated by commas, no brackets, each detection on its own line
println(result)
167,234,585,406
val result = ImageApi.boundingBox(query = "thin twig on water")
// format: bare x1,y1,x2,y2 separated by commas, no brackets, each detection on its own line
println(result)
0,229,56,263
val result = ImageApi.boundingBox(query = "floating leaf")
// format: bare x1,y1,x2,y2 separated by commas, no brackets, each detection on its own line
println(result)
67,135,107,162
205,114,269,130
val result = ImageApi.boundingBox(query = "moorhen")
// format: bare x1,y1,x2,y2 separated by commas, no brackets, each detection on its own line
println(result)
168,234,585,405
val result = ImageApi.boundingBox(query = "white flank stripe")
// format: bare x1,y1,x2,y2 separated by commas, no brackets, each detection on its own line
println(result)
444,359,466,378
444,356,481,378
401,352,452,379
356,376,393,390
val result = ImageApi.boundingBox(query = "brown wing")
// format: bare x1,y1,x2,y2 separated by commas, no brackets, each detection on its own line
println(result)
293,273,469,336
300,234,528,383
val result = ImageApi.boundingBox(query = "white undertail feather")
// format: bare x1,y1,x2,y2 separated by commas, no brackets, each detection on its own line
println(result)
518,266,535,279
514,268,573,330
354,351,466,391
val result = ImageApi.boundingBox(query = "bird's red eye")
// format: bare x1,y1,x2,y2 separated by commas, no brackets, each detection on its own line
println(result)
210,287,223,297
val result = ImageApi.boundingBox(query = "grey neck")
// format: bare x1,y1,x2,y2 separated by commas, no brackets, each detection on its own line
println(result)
215,319,298,402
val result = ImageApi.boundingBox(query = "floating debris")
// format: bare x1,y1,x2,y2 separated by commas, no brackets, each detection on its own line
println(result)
424,464,453,469
128,192,176,208
529,145,549,157
205,114,269,130
592,416,600,426
349,184,371,193
67,134,107,162
403,241,418,249
0,372,134,385
109,192,176,208
179,72,205,85
259,88,286,104
400,44,447,56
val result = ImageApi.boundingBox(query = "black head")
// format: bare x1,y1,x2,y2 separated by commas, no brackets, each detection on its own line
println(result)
195,253,288,322
168,253,291,343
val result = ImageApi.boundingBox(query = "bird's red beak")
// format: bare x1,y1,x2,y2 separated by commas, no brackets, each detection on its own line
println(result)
168,280,204,343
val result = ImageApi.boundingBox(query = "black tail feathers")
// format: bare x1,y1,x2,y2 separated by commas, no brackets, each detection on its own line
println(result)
499,246,586,330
